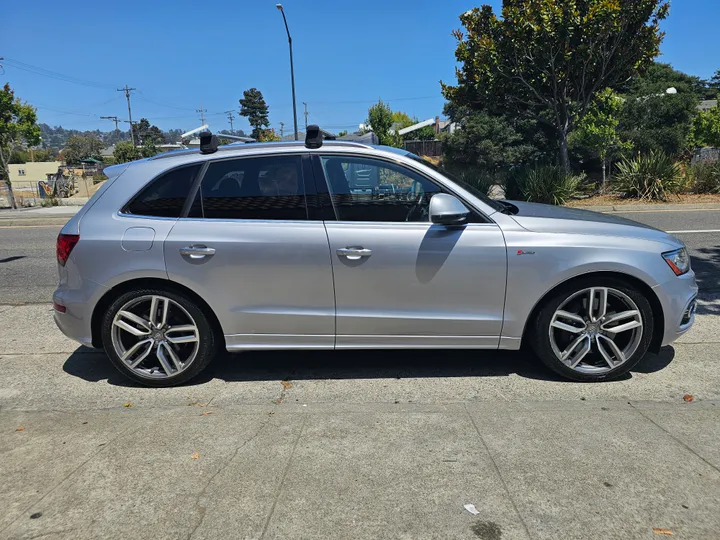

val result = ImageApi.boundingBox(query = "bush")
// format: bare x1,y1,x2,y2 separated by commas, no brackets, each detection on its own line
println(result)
41,197,59,207
614,152,686,200
688,162,720,194
452,168,497,196
503,165,581,205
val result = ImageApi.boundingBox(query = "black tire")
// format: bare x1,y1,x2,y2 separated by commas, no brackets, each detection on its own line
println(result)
529,276,655,382
101,287,220,387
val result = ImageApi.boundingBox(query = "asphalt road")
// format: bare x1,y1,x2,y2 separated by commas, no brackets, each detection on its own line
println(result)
0,209,717,304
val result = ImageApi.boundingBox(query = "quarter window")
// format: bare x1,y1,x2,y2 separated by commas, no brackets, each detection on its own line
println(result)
319,156,443,222
125,164,201,218
189,155,307,220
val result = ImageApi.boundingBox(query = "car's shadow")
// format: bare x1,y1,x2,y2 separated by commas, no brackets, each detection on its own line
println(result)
62,346,676,388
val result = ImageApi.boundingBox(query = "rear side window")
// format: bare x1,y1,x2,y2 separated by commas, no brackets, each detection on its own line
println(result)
125,164,201,217
188,155,307,220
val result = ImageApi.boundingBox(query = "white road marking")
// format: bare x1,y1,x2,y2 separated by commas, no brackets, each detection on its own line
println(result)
666,229,720,234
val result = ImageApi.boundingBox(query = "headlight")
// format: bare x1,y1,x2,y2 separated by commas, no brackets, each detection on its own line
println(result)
662,248,690,276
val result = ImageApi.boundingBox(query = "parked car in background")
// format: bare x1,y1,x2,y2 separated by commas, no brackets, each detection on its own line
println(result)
53,127,697,387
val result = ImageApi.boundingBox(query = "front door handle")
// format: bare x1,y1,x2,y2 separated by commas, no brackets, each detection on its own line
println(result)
336,247,372,260
180,245,216,259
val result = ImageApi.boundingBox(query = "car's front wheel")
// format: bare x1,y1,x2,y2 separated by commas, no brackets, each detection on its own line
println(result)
530,278,655,382
101,288,219,387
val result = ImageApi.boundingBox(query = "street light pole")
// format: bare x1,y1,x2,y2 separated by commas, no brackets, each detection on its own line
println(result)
276,4,299,141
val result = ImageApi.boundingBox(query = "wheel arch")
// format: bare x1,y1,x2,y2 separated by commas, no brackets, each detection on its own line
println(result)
520,271,665,354
91,277,226,350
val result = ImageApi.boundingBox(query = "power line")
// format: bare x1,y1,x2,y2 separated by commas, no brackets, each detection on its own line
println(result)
2,57,117,90
306,95,440,106
225,111,235,134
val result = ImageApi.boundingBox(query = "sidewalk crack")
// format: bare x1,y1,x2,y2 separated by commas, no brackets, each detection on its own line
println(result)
259,413,307,539
186,415,274,540
629,403,720,474
464,403,533,540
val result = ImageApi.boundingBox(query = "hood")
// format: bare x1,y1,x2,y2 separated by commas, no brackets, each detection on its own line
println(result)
505,200,683,246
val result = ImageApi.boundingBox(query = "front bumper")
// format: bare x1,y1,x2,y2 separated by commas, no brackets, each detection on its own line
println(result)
653,270,698,346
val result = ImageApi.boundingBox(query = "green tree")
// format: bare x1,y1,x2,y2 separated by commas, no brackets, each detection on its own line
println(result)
692,104,720,148
367,100,402,147
443,107,545,173
337,130,348,138
256,128,281,142
63,135,103,165
0,83,41,209
113,140,141,164
569,89,630,187
133,118,165,146
239,88,270,140
442,0,669,172
618,64,700,157
391,111,414,129
707,69,720,96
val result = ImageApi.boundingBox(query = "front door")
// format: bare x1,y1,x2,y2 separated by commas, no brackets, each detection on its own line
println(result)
316,154,507,349
165,154,335,350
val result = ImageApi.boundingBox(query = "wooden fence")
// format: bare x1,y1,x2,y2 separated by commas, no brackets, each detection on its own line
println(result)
403,140,443,157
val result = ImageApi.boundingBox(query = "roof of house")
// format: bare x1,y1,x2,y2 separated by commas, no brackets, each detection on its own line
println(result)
699,100,718,111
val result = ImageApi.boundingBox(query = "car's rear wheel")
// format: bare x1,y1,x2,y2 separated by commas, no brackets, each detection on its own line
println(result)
101,288,219,387
530,277,654,382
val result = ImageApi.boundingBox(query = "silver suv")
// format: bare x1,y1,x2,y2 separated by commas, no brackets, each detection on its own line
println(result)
53,127,697,386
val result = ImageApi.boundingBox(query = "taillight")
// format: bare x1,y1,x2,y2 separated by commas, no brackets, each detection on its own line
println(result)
57,234,80,266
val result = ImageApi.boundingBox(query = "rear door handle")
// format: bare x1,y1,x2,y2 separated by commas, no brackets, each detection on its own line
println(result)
180,245,216,259
336,247,372,260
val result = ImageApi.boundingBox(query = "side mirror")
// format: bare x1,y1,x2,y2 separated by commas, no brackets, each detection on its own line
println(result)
429,193,470,226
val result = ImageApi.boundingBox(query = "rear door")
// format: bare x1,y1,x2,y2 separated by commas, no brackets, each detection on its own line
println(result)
314,153,507,349
164,153,335,350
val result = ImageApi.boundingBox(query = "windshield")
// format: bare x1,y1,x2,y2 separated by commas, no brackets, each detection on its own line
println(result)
404,153,504,212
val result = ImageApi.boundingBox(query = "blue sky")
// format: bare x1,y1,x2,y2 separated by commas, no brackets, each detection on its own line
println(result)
2,0,718,135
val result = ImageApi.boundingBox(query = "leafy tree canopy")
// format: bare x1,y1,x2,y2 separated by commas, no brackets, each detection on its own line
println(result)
113,140,141,164
692,104,720,149
442,0,669,171
367,100,403,147
0,83,41,208
63,135,104,165
239,88,270,140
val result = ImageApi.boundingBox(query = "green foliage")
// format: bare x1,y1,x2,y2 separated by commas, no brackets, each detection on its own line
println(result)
113,141,141,164
442,0,669,171
256,128,281,142
570,89,630,162
691,104,720,149
614,152,686,200
239,88,270,140
391,111,413,128
618,63,701,157
63,135,103,164
443,108,546,173
41,196,59,207
9,149,28,163
133,118,165,146
503,165,581,205
337,130,348,137
367,100,402,147
688,162,720,194
0,83,42,208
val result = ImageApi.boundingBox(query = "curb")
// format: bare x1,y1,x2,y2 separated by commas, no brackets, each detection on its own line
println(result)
569,203,720,213
0,218,69,227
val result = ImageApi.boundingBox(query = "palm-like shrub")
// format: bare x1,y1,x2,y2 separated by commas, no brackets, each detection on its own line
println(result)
614,152,686,200
504,165,581,205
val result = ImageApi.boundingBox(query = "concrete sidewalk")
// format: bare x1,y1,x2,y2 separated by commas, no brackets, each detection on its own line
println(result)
1,303,719,539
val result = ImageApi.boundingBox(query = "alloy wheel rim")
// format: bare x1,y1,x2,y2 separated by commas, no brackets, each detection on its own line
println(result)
111,295,200,379
548,287,643,374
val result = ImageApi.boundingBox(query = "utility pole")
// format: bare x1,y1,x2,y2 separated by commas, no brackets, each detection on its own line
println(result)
225,110,235,134
196,101,207,125
100,116,120,133
303,102,308,131
117,85,136,145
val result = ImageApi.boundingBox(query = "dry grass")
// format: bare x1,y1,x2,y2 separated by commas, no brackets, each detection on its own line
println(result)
566,193,720,207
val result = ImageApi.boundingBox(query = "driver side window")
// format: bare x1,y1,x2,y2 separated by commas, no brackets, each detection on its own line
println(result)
319,155,443,222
